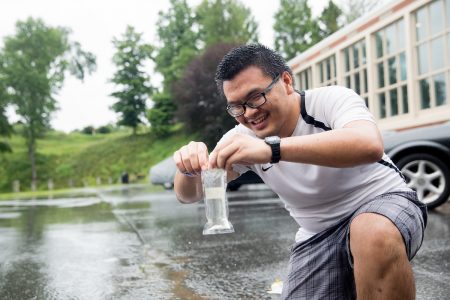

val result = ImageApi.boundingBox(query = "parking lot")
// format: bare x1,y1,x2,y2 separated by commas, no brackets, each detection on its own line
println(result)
0,185,449,299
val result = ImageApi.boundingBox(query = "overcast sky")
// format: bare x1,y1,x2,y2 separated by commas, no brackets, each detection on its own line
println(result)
0,0,329,132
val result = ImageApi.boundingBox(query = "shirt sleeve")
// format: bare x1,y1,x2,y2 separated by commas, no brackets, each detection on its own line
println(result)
319,86,375,129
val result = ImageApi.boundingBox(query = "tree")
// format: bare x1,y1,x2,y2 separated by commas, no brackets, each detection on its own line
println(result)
196,0,259,48
81,125,95,135
149,0,258,137
341,0,380,24
110,26,153,135
318,0,343,39
147,92,176,137
173,42,241,147
150,0,198,135
97,125,112,134
0,17,96,187
0,74,12,153
274,0,320,60
153,0,198,92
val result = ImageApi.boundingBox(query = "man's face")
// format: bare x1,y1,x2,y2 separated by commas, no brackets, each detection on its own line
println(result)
223,66,296,138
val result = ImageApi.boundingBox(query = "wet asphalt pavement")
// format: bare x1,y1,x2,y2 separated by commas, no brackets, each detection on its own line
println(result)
0,184,449,299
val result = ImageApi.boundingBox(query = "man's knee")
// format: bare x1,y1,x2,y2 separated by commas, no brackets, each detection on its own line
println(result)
350,213,407,274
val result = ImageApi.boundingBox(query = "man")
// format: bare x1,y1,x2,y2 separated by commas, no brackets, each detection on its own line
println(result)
173,44,427,299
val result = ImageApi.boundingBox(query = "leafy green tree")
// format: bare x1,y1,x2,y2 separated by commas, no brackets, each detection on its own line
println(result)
147,92,176,137
341,0,379,24
196,0,259,48
274,0,320,60
149,0,258,137
110,26,153,135
173,42,240,147
318,0,343,39
150,0,198,136
154,0,198,92
0,17,96,186
0,74,12,153
97,125,112,134
81,125,95,135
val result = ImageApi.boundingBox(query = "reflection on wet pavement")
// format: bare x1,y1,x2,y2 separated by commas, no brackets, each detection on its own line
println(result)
0,184,449,299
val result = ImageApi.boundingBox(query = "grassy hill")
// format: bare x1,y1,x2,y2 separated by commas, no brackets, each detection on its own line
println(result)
0,127,195,193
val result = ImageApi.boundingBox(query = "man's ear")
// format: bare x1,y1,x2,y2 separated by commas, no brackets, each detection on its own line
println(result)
281,71,295,95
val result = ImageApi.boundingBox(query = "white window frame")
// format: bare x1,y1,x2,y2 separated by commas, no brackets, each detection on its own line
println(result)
413,0,450,110
317,55,337,86
372,18,409,119
341,39,369,106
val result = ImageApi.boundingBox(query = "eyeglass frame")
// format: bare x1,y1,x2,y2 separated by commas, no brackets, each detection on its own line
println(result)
226,73,281,117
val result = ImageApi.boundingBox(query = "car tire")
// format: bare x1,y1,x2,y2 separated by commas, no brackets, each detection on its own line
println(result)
163,182,174,190
396,153,450,209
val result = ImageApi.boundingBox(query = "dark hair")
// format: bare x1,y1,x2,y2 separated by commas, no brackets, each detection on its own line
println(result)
215,43,293,98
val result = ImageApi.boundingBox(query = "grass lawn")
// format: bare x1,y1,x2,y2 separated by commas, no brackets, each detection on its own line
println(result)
0,125,193,193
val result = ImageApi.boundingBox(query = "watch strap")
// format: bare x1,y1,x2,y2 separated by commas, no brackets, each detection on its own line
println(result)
265,136,281,164
269,143,281,163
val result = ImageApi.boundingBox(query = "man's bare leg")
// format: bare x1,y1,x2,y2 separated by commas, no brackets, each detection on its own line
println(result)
350,213,415,300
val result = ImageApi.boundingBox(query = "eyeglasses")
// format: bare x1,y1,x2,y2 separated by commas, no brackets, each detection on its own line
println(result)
226,74,280,117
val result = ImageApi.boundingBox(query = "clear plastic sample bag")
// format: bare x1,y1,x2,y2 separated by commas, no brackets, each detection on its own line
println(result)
201,168,234,235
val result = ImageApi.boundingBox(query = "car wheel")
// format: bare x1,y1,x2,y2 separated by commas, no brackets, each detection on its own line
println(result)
163,182,174,190
396,153,450,209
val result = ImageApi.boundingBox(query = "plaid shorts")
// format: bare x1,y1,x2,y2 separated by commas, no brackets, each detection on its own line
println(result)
281,190,427,300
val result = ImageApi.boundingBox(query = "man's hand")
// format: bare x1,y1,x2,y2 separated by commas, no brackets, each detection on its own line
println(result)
173,141,209,176
173,141,209,203
209,134,271,171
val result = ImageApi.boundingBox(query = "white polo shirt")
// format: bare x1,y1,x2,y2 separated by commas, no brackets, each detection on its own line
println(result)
221,86,408,242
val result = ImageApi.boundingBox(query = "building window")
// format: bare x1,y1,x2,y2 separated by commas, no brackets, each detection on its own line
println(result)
317,55,337,86
297,67,312,90
414,0,450,110
342,39,369,107
373,18,408,119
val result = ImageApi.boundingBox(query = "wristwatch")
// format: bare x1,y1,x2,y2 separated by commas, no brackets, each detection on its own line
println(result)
264,136,281,163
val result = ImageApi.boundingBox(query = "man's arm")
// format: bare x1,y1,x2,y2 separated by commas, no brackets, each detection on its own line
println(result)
280,120,384,167
209,120,384,170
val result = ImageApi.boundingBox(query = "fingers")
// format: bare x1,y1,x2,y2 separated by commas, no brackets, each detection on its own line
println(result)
209,139,226,169
187,142,201,172
217,143,240,171
210,134,269,170
208,149,218,169
173,148,191,174
173,142,209,176
197,143,209,170
210,139,241,171
179,134,258,173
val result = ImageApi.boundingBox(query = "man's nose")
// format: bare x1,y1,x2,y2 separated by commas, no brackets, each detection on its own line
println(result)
243,105,259,119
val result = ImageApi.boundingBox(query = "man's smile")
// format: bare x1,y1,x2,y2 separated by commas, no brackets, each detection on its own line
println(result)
246,112,269,130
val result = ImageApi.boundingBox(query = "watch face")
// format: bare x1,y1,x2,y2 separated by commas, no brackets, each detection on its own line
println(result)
265,136,280,144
